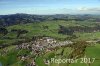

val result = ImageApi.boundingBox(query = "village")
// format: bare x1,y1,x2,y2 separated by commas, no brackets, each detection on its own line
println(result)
0,36,100,66
15,37,73,66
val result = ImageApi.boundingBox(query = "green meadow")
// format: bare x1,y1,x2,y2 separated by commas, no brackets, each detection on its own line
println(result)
0,20,100,66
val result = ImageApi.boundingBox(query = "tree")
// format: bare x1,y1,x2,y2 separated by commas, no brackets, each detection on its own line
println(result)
0,27,8,36
58,25,74,36
11,29,28,38
42,25,48,30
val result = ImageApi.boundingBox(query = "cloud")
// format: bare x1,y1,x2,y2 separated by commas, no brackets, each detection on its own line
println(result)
78,7,88,11
77,7,100,12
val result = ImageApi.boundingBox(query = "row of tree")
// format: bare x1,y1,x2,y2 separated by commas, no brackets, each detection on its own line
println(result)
0,27,28,38
58,25,100,35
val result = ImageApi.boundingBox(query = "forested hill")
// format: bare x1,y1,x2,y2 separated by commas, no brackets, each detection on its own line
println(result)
0,13,100,27
0,13,46,27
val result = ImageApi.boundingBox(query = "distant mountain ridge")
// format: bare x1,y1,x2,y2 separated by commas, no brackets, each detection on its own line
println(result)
0,13,100,27
0,13,46,27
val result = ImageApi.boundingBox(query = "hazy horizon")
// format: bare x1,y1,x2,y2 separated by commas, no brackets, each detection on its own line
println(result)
0,0,100,15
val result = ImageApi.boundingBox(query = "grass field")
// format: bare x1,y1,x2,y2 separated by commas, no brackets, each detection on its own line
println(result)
0,20,100,66
0,20,99,45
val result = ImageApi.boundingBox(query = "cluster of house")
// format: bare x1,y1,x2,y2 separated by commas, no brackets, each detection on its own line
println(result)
0,48,8,56
15,37,73,66
16,37,73,53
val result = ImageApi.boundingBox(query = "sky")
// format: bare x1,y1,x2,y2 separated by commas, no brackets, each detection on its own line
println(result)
0,0,100,15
